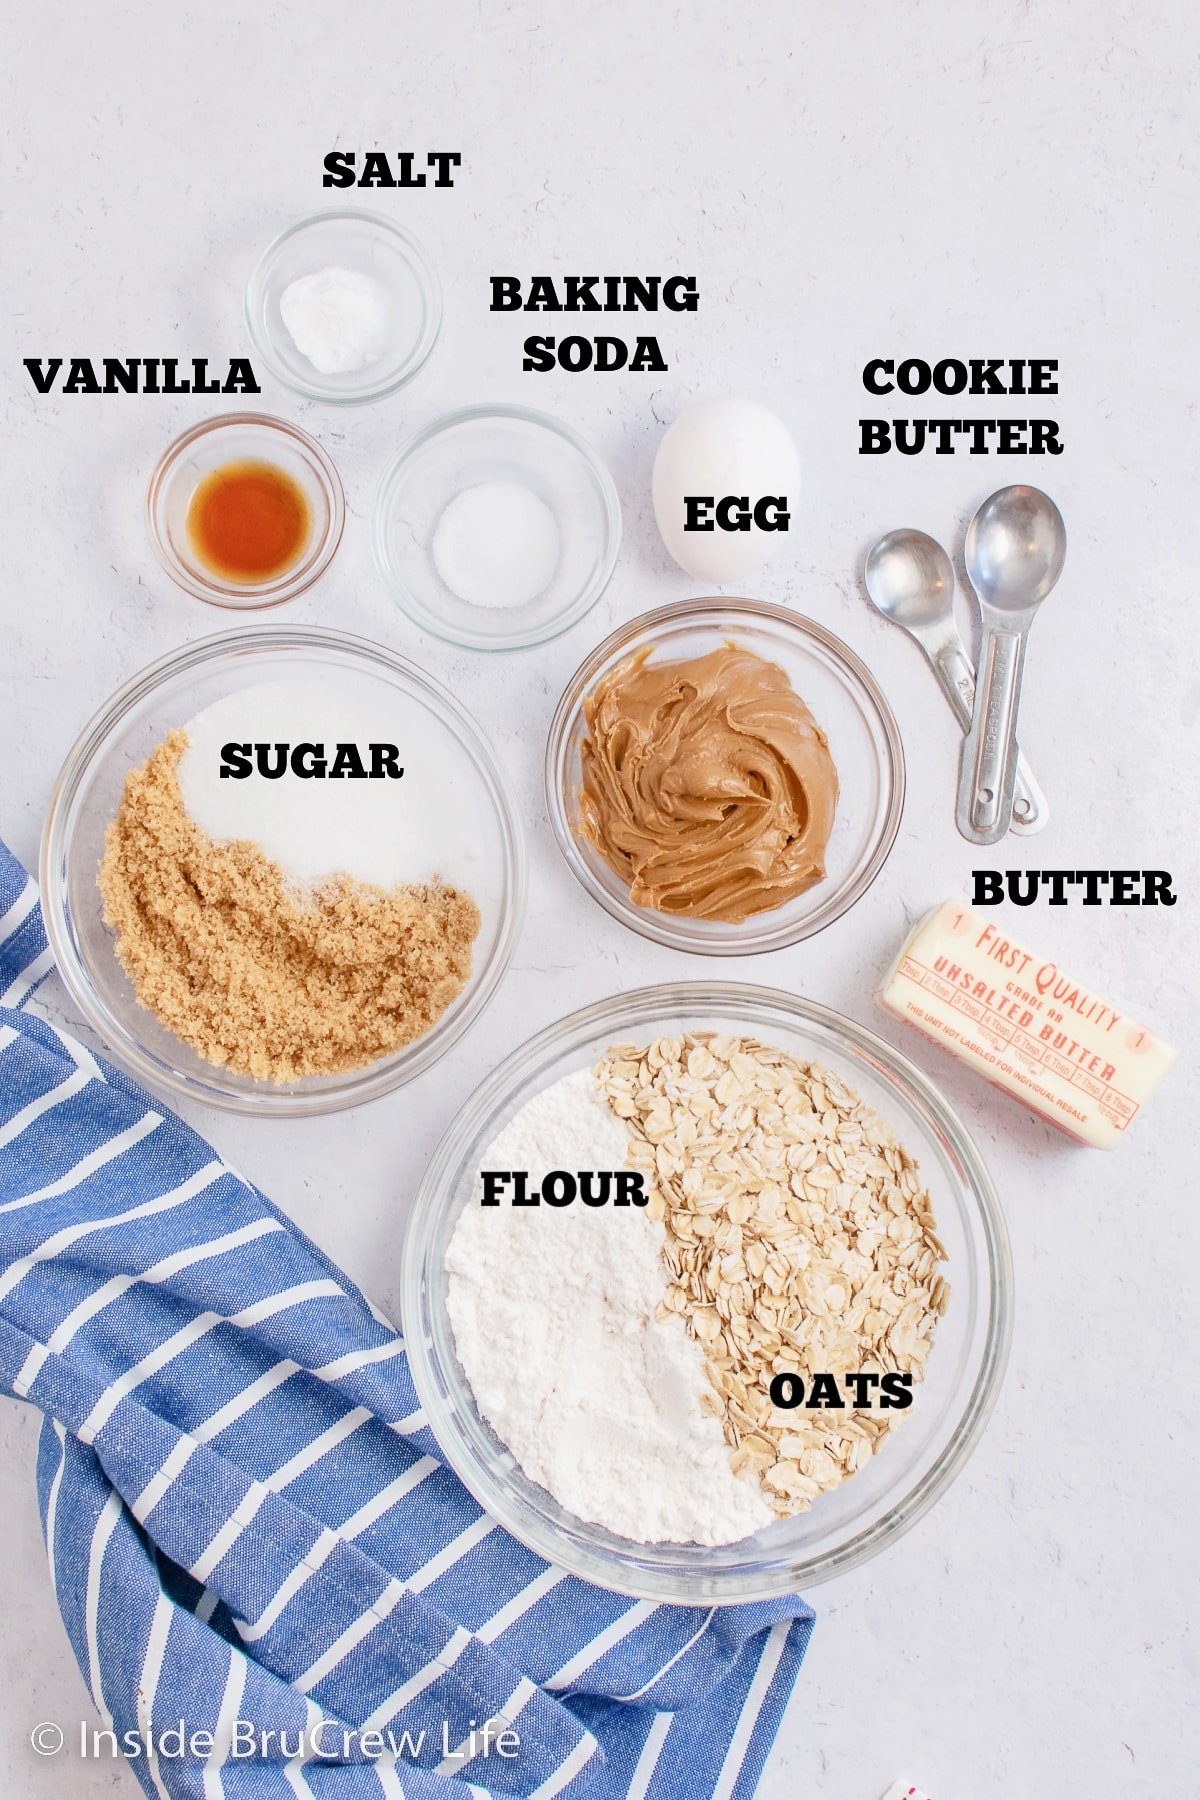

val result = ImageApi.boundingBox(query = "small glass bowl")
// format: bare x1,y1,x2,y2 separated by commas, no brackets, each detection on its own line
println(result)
245,208,442,405
403,983,1012,1602
40,626,526,1117
372,405,622,650
146,414,345,609
546,598,905,955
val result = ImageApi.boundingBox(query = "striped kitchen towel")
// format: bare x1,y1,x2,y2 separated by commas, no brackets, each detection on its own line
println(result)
0,841,815,1799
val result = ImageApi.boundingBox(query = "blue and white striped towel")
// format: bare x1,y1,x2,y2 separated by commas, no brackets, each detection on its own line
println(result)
0,841,814,1799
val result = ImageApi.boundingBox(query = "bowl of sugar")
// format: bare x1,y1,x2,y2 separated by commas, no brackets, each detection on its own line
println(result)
41,626,525,1115
372,405,622,651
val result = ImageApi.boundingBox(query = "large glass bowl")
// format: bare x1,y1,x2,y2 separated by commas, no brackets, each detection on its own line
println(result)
545,599,905,954
40,626,525,1116
403,984,1012,1602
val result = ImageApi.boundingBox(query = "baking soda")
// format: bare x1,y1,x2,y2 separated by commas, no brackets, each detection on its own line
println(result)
445,1069,774,1546
431,480,560,609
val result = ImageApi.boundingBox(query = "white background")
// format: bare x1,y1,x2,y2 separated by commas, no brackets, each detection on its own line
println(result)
2,4,1197,1796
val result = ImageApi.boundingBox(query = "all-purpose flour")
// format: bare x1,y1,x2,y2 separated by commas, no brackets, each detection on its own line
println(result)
445,1069,774,1546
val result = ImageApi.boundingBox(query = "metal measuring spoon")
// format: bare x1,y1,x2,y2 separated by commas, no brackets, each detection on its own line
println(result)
864,528,1048,834
956,485,1065,845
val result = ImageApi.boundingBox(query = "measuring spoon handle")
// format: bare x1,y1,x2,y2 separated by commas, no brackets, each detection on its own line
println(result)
956,625,1028,845
928,641,1048,834
929,641,976,733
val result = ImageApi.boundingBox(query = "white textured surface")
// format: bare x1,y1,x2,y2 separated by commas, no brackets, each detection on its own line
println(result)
1,4,1195,1797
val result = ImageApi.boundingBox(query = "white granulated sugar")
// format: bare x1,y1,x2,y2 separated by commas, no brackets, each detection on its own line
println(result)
431,480,561,610
279,266,391,375
445,1068,774,1546
176,676,486,892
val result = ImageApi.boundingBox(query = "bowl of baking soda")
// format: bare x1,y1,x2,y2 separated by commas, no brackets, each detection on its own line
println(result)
373,405,622,650
41,626,525,1115
404,985,1012,1601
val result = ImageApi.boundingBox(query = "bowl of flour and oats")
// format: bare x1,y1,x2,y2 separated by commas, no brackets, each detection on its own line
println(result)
403,983,1012,1601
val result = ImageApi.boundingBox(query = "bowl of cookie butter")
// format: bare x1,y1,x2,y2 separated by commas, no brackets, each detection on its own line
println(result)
40,626,525,1115
545,598,905,954
404,984,1012,1602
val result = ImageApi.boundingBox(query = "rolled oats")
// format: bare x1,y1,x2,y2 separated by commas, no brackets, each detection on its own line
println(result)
597,1033,949,1517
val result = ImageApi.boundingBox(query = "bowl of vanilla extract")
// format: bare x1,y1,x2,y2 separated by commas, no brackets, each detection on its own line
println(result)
146,413,345,609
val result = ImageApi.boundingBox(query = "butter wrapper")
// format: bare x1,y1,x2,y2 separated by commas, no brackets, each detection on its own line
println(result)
880,901,1176,1148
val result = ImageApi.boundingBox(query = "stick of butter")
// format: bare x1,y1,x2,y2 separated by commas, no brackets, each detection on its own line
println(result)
880,901,1176,1148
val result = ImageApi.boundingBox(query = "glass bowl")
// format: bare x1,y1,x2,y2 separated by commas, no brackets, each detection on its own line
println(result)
245,208,442,405
372,405,622,650
546,598,904,954
146,414,345,609
403,983,1011,1602
40,626,525,1117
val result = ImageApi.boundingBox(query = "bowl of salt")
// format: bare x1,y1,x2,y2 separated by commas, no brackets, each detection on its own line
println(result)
245,208,442,405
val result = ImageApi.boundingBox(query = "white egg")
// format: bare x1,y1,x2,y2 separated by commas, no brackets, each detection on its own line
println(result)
651,396,802,583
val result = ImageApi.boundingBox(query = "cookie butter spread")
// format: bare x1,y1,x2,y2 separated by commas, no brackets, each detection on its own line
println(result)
579,643,838,921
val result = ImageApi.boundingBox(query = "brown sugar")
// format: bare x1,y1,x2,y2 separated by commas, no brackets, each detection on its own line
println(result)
98,732,481,1083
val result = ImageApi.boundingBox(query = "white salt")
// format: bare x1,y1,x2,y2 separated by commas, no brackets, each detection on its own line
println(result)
279,266,391,375
176,676,486,892
431,480,560,609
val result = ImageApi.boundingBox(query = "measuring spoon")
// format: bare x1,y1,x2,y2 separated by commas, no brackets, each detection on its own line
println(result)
864,528,1048,834
956,485,1065,845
